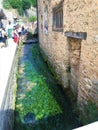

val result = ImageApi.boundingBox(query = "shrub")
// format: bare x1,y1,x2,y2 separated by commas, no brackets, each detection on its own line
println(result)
17,7,24,16
3,0,12,9
22,0,31,10
30,0,36,7
8,0,22,9
28,16,37,22
2,0,32,16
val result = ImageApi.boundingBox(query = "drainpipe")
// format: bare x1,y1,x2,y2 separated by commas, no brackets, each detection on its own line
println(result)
36,0,39,43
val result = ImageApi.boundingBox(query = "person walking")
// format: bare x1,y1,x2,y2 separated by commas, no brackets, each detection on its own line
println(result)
6,21,13,38
12,27,19,44
2,27,8,47
0,27,8,48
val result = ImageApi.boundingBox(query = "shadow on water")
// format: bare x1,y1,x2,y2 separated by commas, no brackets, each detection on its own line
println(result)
14,112,80,130
0,109,14,130
14,44,82,130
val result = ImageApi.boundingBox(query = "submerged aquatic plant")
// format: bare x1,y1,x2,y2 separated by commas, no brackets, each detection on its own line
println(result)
14,44,81,130
15,49,62,123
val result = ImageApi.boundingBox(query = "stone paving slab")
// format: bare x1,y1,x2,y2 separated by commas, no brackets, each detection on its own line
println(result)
0,39,17,110
73,121,98,130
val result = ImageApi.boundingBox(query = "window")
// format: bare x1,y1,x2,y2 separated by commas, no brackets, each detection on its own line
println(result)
53,4,63,32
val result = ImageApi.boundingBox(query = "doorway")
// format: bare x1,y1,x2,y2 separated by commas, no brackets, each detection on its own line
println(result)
68,38,81,96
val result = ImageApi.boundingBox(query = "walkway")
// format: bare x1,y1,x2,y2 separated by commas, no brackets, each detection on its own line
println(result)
0,39,17,109
74,121,98,130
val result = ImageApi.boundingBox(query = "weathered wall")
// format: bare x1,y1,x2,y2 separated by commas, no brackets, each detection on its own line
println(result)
0,48,18,130
64,0,98,107
38,0,69,89
38,0,98,108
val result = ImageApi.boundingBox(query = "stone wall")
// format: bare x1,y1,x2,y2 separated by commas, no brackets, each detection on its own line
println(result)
38,0,69,89
37,0,98,109
0,48,18,130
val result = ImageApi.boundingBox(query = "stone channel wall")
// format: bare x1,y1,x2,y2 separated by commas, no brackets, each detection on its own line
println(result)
37,0,98,109
0,48,18,130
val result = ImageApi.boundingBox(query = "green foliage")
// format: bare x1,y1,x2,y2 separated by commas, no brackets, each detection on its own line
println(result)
26,32,34,39
22,0,31,10
80,101,98,125
3,0,32,9
16,71,19,78
2,0,32,16
16,58,62,121
8,0,31,10
30,0,36,7
28,16,37,22
17,7,24,16
8,0,22,8
3,0,12,9
32,44,39,59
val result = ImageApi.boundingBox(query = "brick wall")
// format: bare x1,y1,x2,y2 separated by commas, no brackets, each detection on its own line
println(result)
38,0,98,108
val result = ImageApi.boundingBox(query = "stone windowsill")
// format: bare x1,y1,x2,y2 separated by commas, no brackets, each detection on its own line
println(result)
64,31,87,40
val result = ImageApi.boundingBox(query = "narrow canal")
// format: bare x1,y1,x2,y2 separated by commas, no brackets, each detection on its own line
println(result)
14,43,81,130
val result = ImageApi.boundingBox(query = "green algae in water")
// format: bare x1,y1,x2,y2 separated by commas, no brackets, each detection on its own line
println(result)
14,44,81,130
16,72,62,121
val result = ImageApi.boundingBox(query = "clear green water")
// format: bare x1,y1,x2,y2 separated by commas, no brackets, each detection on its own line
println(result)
14,44,81,130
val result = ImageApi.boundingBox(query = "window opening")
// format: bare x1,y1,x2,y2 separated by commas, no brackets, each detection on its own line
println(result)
53,5,63,32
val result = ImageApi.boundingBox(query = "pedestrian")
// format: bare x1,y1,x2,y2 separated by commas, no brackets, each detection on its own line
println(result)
0,27,7,48
12,27,19,44
0,20,3,28
18,25,21,36
2,27,8,47
6,21,13,38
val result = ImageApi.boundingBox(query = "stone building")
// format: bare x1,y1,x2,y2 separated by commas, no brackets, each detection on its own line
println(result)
37,0,98,109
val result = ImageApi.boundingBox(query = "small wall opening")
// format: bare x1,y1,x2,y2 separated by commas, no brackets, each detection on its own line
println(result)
68,38,81,96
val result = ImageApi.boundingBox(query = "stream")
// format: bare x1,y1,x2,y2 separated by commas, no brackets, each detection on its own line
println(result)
14,43,81,130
